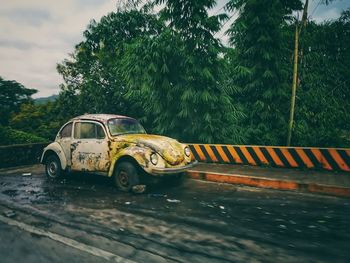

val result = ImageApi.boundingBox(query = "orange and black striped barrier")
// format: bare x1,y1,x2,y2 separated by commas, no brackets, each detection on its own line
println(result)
188,144,350,172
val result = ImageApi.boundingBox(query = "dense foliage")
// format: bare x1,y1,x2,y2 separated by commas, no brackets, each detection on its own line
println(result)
9,102,62,140
0,77,36,126
56,11,163,124
0,75,62,143
1,1,349,147
0,125,47,146
226,0,303,145
294,10,350,147
123,0,244,143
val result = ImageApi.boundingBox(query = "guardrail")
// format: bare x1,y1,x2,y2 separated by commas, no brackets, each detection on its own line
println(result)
189,144,350,172
1,142,349,172
0,143,48,168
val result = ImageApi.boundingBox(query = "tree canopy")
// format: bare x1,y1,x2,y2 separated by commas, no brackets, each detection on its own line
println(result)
2,1,349,148
0,76,37,126
226,0,303,145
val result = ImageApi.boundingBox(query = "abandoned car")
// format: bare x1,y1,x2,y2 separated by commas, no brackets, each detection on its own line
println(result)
41,114,197,191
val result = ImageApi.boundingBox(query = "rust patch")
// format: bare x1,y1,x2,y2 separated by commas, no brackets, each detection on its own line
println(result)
111,134,187,166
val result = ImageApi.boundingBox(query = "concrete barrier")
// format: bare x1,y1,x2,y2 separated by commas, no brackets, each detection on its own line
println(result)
189,144,350,172
0,143,48,168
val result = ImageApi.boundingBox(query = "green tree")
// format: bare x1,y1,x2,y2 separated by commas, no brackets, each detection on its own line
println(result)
226,0,302,145
0,76,37,126
53,0,349,147
10,102,61,140
123,0,245,143
57,10,164,126
293,9,350,147
0,125,47,145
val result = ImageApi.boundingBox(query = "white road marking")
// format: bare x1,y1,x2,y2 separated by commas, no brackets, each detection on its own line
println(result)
0,215,137,263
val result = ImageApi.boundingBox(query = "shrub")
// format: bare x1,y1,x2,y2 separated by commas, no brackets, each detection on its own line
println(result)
0,125,48,146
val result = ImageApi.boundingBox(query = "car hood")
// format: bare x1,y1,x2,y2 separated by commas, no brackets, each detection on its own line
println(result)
113,134,185,165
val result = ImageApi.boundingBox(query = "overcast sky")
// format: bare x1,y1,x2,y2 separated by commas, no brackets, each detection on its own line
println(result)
0,0,349,98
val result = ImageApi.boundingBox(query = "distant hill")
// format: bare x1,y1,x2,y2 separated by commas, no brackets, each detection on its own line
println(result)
34,94,58,105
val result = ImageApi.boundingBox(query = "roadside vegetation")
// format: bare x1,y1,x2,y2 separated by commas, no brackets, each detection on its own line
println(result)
0,0,349,147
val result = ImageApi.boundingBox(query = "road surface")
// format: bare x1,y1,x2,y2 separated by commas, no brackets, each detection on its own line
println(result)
0,165,349,262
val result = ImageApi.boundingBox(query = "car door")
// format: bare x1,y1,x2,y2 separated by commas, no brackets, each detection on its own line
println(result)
56,122,73,165
71,121,110,172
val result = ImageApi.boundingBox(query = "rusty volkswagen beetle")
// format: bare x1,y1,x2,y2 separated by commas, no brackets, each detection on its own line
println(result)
41,114,197,191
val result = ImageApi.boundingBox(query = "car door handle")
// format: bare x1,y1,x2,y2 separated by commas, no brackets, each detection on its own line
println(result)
71,142,78,150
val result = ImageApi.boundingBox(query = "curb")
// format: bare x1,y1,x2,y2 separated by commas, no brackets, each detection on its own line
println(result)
186,170,350,198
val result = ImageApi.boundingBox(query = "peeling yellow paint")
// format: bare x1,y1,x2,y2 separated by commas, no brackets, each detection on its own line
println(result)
107,134,192,177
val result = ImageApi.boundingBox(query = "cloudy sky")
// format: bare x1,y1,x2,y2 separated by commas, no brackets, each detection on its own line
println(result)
0,0,349,98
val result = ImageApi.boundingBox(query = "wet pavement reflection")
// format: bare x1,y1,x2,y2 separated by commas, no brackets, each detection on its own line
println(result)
1,165,350,263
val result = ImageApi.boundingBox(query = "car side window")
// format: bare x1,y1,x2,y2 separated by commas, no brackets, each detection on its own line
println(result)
74,122,105,139
96,125,105,139
60,123,73,138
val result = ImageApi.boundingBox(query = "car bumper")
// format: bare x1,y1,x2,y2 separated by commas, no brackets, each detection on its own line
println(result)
150,160,198,175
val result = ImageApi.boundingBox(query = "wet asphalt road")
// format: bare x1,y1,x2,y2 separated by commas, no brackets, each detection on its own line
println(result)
0,165,350,263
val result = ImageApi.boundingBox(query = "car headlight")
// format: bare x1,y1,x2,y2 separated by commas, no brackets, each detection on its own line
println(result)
150,153,158,165
184,146,191,157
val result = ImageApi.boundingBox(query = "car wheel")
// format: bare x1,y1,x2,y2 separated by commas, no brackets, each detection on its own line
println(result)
114,161,140,192
45,155,62,179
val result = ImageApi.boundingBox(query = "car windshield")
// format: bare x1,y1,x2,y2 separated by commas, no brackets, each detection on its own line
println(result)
107,118,146,136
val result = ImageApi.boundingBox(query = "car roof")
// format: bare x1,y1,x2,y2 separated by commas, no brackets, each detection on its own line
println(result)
71,114,135,123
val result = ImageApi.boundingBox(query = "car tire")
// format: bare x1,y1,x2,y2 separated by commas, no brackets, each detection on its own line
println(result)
45,155,62,179
113,161,140,192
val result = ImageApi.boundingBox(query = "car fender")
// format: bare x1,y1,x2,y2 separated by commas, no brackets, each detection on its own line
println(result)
41,142,68,170
108,146,161,177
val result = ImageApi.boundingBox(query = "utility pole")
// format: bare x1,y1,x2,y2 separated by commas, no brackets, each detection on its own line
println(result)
286,0,309,146
287,24,299,146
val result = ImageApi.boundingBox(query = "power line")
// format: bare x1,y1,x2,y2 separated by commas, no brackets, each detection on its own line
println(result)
213,3,226,15
309,0,322,19
214,9,238,38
